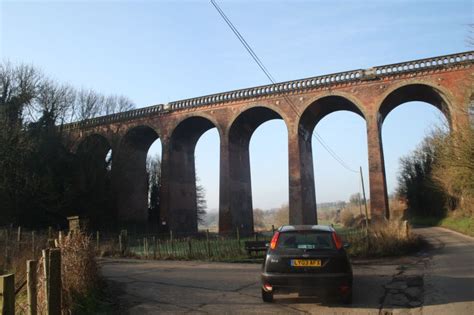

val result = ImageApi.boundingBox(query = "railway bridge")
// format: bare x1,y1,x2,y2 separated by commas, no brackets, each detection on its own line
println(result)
63,51,474,234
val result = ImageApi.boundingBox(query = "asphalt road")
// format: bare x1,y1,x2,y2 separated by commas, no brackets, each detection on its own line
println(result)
100,226,474,314
416,227,474,315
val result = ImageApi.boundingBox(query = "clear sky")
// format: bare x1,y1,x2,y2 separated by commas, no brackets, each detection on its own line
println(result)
1,0,471,211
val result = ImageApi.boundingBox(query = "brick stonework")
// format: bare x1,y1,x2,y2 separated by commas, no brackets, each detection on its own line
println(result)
63,52,474,234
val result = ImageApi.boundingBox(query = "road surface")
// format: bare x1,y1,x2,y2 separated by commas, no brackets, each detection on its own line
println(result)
100,226,474,314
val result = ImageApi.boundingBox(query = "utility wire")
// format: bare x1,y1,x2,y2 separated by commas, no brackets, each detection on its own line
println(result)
210,0,358,173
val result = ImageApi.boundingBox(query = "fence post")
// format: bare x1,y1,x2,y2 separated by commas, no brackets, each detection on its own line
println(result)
96,231,100,252
271,225,275,234
152,236,156,259
4,229,10,269
144,238,148,259
118,233,123,255
206,230,211,259
48,227,52,239
170,231,174,254
27,260,38,315
254,232,258,241
31,231,36,259
17,226,22,251
48,249,62,315
0,273,15,315
187,238,192,258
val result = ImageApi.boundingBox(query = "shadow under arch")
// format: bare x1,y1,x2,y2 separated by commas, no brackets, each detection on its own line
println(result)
290,95,365,225
75,134,114,229
220,106,286,235
166,116,220,234
378,83,452,126
114,125,160,227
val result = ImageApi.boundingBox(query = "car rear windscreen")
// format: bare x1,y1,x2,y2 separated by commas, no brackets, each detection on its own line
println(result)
277,231,335,250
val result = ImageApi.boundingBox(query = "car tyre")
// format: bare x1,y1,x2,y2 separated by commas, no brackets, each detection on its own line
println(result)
341,290,352,305
261,288,274,303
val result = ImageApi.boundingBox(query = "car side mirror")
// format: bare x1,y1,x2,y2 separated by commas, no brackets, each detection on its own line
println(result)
343,242,351,249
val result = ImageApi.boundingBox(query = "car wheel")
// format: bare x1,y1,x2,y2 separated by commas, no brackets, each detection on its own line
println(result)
261,288,274,303
341,290,352,305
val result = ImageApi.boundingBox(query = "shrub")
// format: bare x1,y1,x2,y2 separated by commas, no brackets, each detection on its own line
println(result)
343,220,424,257
37,231,99,313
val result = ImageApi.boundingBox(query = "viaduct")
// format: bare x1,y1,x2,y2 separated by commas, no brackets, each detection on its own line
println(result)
63,51,474,234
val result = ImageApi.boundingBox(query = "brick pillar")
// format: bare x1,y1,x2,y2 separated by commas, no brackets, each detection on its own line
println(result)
113,145,149,225
288,128,317,225
158,138,171,231
366,115,389,220
219,132,254,235
167,137,198,234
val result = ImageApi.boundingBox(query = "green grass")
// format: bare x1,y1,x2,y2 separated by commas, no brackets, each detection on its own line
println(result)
410,215,474,237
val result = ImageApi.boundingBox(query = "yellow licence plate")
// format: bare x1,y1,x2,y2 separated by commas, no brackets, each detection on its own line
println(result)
291,259,322,267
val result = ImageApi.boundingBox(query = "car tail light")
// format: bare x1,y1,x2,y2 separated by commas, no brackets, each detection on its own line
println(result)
332,232,343,250
339,282,350,294
263,283,273,291
270,231,280,249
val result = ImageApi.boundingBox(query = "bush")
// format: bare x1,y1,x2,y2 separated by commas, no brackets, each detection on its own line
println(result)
343,220,424,257
340,210,355,227
37,231,99,314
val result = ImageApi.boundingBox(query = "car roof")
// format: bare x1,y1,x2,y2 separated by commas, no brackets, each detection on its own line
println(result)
278,225,335,233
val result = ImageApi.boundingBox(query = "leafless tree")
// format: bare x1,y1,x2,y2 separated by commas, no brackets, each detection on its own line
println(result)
35,79,76,124
0,62,41,125
76,88,103,120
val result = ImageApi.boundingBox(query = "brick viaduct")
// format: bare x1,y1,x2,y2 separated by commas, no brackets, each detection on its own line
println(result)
63,51,473,235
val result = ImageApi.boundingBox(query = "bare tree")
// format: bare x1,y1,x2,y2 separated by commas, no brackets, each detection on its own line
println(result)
0,62,41,125
76,88,103,120
102,94,135,116
35,79,76,124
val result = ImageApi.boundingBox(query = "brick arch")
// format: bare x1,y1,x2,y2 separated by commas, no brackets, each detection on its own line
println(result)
377,83,453,126
227,105,289,142
169,115,221,150
119,124,161,153
76,133,112,158
168,113,223,142
71,132,113,154
114,124,161,224
299,94,367,135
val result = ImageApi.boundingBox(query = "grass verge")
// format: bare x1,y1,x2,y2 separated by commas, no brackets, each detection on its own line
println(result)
410,215,474,237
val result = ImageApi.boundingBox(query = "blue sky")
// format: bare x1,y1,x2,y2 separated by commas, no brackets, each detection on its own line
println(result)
1,0,471,211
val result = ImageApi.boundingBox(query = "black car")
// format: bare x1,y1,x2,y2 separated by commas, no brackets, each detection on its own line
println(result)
261,225,353,304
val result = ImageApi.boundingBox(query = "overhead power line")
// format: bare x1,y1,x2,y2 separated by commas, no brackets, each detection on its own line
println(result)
210,0,358,174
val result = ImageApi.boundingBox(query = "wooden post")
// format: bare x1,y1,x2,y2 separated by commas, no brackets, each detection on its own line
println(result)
157,239,161,258
170,231,174,254
271,225,275,234
4,229,9,269
27,260,38,315
17,226,21,251
206,230,211,259
42,249,50,312
96,231,100,252
187,238,192,258
31,231,36,259
144,238,148,259
48,249,62,315
118,234,123,255
0,273,15,315
48,227,52,239
152,236,156,259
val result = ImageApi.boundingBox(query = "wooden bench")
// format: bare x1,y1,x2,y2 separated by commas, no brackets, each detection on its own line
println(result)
244,241,268,256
